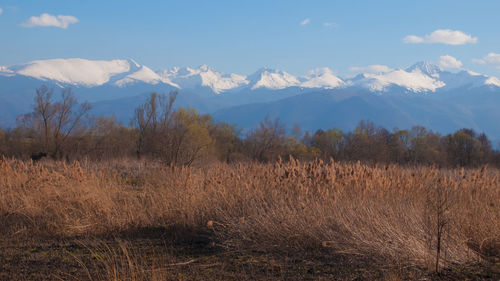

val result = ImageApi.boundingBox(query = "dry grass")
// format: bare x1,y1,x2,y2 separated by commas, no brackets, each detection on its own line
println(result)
0,156,499,279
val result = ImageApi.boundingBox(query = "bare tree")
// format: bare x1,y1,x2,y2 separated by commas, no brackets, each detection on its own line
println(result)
132,91,214,166
33,86,55,152
246,116,287,162
133,92,159,158
22,86,91,159
52,89,91,158
132,92,177,159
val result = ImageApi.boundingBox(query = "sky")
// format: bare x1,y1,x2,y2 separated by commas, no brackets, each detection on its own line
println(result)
1,0,500,77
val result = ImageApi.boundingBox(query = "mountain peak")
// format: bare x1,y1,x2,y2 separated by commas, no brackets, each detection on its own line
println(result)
127,58,141,68
300,67,344,89
352,66,445,93
485,76,500,87
406,61,442,76
2,57,499,94
248,68,299,90
158,65,248,93
8,58,132,86
114,64,177,87
198,64,211,72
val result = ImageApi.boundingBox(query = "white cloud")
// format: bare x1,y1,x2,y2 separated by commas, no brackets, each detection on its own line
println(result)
438,55,462,69
403,35,424,44
349,64,393,74
473,53,500,69
21,13,78,29
0,8,3,15
403,29,477,45
323,22,338,28
300,18,310,26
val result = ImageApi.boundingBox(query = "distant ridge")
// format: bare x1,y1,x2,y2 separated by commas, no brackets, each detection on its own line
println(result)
2,58,500,142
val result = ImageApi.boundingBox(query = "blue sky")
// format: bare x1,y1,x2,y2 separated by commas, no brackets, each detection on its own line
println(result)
1,0,500,77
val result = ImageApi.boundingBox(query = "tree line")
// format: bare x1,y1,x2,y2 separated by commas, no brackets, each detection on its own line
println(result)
0,86,499,167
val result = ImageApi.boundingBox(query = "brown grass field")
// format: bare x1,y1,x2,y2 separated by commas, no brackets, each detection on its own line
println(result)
0,157,499,280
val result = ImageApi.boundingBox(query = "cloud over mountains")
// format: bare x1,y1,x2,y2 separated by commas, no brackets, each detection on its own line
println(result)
438,55,462,69
300,18,310,26
473,53,500,69
21,13,78,29
403,29,477,45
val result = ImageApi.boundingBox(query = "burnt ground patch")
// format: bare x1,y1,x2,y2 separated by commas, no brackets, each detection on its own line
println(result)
1,226,499,280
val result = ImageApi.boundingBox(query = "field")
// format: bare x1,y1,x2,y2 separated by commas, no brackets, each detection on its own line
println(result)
0,157,499,280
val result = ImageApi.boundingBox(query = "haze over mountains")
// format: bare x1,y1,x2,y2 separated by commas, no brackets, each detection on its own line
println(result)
1,58,500,142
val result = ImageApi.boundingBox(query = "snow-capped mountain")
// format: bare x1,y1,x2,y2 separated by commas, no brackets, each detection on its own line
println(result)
348,62,446,93
405,61,442,78
0,58,178,88
411,61,500,89
485,76,500,87
114,60,179,87
299,68,344,89
2,58,498,95
158,66,345,92
350,69,445,93
160,66,345,92
246,68,301,90
347,61,500,93
158,65,247,94
3,57,500,142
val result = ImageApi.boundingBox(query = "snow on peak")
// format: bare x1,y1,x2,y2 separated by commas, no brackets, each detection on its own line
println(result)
3,58,500,93
158,65,248,93
0,65,14,76
406,61,442,78
355,68,445,92
1,58,178,88
485,76,500,87
128,58,141,68
300,67,344,89
248,68,300,90
115,65,178,87
199,64,210,72
467,70,482,76
11,58,131,86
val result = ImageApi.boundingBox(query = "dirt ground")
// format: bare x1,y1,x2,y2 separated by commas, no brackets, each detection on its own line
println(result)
1,226,499,281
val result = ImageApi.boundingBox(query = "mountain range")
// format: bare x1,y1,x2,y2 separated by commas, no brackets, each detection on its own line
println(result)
1,58,500,142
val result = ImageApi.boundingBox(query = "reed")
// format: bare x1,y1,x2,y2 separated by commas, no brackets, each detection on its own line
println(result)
0,156,498,272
